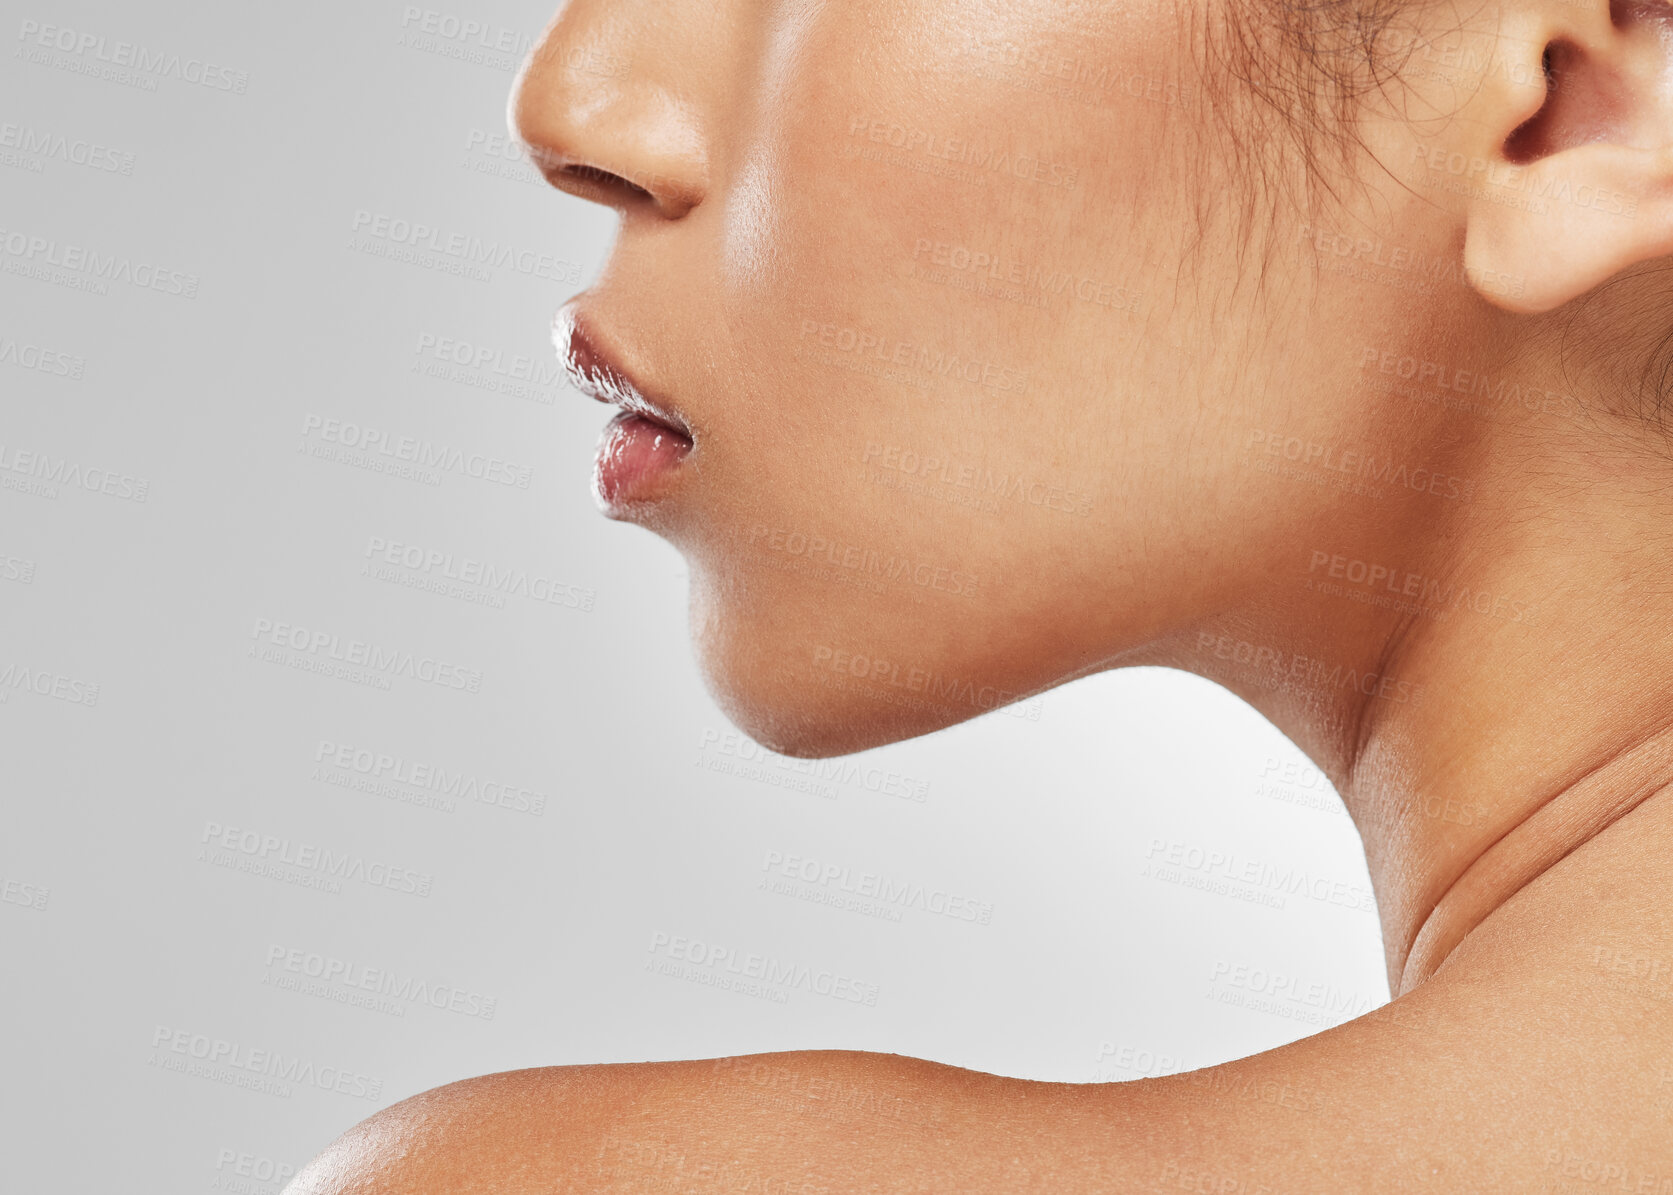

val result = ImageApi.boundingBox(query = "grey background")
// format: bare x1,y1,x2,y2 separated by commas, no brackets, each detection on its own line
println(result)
0,1,1385,1190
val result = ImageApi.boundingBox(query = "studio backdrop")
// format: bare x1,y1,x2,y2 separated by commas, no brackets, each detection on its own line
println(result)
0,2,1384,1190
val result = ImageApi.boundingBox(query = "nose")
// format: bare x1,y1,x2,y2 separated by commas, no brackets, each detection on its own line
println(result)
510,1,715,220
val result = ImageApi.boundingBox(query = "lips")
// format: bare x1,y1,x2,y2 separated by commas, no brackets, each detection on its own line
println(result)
554,304,693,510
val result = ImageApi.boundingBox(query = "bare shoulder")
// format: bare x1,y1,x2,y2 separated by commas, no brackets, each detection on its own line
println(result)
280,993,1655,1195
286,809,1673,1194
283,1049,1032,1194
284,978,1673,1193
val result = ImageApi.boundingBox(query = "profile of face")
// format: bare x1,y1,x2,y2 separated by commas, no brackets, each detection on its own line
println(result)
275,7,1673,1185
512,0,1673,761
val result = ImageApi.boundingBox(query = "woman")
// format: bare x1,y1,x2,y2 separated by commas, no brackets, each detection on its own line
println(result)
289,0,1673,1189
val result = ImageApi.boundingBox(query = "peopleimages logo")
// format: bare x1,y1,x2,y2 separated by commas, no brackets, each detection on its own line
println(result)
810,644,1045,721
264,944,497,1019
1144,837,1377,914
1093,1041,1191,1079
1,877,50,911
799,318,1030,395
1207,959,1379,1025
0,122,135,174
1295,222,1523,300
1305,549,1536,625
0,225,200,297
212,1149,295,1191
299,414,533,489
0,660,98,706
313,739,548,815
199,821,434,898
15,19,251,93
964,34,1193,110
911,237,1142,312
249,616,485,693
746,523,979,598
148,1025,382,1101
0,335,84,379
1194,631,1425,706
760,850,993,924
0,552,35,584
1358,344,1585,421
397,6,534,56
1409,142,1637,216
0,442,149,501
697,727,930,801
413,332,566,388
410,332,567,405
1245,427,1475,502
647,931,881,1006
861,441,1093,517
363,536,595,611
349,210,584,285
845,113,1079,189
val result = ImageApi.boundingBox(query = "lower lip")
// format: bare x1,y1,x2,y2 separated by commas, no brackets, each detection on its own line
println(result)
593,410,693,509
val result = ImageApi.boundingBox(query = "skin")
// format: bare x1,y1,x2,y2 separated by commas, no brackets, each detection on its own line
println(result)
290,0,1673,1189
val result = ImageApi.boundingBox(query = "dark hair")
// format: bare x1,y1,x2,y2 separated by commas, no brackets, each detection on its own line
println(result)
1196,0,1673,442
1196,0,1423,214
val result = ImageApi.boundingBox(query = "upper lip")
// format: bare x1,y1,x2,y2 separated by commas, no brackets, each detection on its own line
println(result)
554,304,693,442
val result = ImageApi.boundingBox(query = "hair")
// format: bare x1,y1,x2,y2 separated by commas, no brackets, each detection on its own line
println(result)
1169,0,1436,321
1196,0,1673,442
1204,0,1415,190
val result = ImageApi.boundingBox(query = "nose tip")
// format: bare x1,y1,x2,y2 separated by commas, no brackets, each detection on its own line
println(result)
510,9,710,220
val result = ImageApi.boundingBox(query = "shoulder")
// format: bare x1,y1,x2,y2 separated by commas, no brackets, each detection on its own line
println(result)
285,871,1673,1195
285,1049,1013,1194
283,1036,1388,1194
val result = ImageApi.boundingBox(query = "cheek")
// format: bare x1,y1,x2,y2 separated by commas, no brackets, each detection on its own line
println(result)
684,2,1199,749
678,425,1113,758
722,0,1182,302
713,0,1184,442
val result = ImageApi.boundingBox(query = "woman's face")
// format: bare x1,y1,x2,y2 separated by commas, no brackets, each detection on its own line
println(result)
514,0,1471,756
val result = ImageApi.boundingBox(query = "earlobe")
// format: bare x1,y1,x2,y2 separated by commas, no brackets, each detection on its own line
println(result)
1464,141,1673,314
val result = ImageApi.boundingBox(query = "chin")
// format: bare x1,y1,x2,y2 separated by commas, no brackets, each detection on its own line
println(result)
685,566,1025,760
699,666,966,760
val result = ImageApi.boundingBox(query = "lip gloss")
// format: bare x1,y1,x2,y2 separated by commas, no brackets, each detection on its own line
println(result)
593,408,693,509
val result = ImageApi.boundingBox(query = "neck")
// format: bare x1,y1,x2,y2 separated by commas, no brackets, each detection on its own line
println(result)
1160,413,1673,996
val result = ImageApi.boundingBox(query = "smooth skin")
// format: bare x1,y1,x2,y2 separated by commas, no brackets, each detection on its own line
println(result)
291,0,1673,1189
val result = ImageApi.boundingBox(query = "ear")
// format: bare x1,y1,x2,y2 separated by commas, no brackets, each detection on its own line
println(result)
1460,0,1673,314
